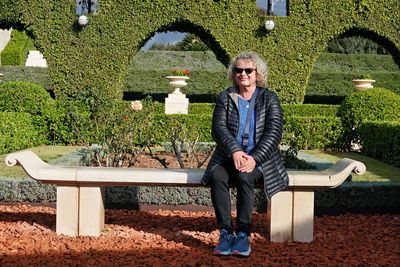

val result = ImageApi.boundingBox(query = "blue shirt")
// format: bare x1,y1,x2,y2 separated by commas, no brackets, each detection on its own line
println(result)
236,97,256,154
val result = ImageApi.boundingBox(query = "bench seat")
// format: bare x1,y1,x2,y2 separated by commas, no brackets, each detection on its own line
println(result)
6,150,366,242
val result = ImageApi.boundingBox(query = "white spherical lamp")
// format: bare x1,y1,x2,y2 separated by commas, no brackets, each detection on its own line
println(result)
264,20,275,31
78,15,89,27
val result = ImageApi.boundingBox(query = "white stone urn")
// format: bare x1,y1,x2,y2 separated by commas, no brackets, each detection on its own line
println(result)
351,79,376,90
166,76,189,94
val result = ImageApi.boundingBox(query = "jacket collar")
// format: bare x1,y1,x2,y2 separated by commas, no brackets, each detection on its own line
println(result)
227,87,264,107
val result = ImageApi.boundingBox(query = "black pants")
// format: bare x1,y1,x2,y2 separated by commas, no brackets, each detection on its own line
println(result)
209,160,262,236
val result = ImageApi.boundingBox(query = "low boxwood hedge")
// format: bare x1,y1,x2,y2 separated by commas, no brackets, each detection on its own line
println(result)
282,104,339,118
283,116,344,150
0,112,41,154
337,88,400,149
0,81,57,144
359,121,400,168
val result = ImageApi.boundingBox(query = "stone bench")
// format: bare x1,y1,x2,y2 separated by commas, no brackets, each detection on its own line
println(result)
5,150,366,243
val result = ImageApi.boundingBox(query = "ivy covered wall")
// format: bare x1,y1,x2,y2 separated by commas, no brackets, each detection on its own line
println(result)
0,0,399,103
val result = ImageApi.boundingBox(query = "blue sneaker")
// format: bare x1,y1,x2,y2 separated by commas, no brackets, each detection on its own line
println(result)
213,229,235,256
231,232,251,257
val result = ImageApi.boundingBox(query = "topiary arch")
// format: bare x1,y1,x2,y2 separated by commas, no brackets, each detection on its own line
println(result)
0,0,399,104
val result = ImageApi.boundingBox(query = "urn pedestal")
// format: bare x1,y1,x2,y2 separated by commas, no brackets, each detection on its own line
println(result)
165,76,189,114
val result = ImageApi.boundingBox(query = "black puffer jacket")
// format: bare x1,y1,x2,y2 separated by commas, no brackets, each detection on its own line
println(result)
201,87,288,198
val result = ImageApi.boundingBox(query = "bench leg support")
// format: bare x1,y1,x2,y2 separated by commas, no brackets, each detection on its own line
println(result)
293,191,314,242
79,186,105,236
267,191,293,242
56,186,79,236
268,190,315,243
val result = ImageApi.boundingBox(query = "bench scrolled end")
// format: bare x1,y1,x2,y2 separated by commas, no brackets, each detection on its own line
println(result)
5,153,18,167
339,157,366,176
5,150,46,167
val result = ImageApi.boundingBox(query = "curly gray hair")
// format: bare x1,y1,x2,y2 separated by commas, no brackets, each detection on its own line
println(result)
227,51,268,88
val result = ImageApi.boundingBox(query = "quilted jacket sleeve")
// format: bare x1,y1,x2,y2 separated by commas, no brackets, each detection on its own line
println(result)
211,91,243,156
250,92,284,165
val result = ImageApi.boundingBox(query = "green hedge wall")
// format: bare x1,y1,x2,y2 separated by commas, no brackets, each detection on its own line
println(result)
147,113,343,150
282,116,344,150
306,72,400,99
359,121,400,167
0,112,40,154
0,0,18,28
0,0,397,104
282,104,339,118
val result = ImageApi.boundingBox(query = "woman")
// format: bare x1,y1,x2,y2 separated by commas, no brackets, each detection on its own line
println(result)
202,51,288,257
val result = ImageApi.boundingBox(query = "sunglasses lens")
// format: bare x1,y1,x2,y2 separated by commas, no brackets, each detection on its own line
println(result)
244,68,254,74
234,67,255,74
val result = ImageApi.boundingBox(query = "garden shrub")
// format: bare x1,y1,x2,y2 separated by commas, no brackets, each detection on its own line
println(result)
0,112,40,154
359,121,400,167
337,88,400,150
50,97,347,151
0,81,57,144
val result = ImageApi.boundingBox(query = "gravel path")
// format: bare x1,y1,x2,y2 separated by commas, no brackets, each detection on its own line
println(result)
1,204,399,266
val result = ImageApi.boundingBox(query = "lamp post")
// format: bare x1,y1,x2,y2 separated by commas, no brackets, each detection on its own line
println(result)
76,0,99,27
267,0,273,15
265,0,275,31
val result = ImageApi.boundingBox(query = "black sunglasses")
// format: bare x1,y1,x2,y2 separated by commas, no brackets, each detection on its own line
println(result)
234,67,256,75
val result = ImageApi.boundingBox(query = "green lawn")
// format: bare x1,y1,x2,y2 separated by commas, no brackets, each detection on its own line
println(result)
302,150,400,182
0,145,83,178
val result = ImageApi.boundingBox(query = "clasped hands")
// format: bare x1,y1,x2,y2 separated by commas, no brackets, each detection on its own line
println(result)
232,151,256,173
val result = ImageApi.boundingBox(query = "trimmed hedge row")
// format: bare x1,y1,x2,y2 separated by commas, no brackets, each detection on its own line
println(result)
0,1,397,104
338,88,400,149
147,113,344,150
0,66,52,90
282,116,344,150
282,104,339,118
306,72,400,99
0,29,32,66
359,121,400,168
0,112,40,154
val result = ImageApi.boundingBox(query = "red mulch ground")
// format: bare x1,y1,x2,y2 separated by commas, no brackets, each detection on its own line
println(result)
0,204,399,266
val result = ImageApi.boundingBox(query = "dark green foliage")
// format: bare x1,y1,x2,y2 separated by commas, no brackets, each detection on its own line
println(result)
283,116,344,150
1,50,398,104
48,100,347,150
0,81,57,143
0,30,32,66
189,103,215,114
326,36,388,54
0,0,397,104
0,112,41,154
0,0,18,28
151,114,213,144
123,69,229,97
307,53,400,103
0,66,52,90
51,99,93,145
148,43,180,51
282,104,339,118
359,121,400,167
337,88,400,149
